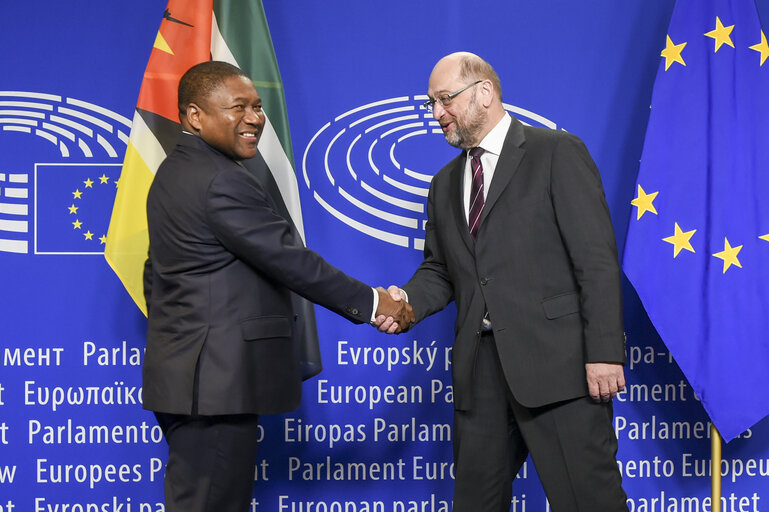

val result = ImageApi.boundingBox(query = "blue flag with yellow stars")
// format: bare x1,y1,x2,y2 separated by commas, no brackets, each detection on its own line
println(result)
623,0,769,442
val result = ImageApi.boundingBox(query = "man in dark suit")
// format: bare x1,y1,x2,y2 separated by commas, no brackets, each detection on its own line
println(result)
379,52,628,511
143,61,413,512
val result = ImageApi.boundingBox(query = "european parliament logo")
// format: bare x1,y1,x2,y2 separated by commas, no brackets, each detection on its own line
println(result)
301,95,559,250
0,91,129,255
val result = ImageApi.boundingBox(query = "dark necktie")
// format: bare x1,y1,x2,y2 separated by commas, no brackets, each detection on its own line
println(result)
468,147,485,238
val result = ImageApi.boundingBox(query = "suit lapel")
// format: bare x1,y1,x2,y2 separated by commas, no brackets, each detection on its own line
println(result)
479,118,527,227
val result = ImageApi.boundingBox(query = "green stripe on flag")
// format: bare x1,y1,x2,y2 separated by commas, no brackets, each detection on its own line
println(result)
213,0,295,166
252,80,283,89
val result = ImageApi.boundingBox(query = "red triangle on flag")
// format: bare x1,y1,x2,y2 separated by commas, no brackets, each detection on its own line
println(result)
136,0,213,123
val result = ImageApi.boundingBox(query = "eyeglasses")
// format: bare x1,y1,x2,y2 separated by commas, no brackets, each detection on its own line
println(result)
421,80,482,113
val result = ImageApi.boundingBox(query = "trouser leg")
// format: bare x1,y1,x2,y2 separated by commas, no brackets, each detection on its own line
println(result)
155,412,261,512
509,395,628,512
452,335,528,512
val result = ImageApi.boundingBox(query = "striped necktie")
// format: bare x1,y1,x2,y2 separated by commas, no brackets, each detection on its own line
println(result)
468,147,485,238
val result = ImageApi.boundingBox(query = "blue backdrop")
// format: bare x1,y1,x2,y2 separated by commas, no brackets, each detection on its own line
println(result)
1,1,768,511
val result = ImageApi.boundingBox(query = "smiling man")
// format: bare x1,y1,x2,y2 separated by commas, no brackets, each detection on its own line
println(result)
143,61,413,511
379,52,629,511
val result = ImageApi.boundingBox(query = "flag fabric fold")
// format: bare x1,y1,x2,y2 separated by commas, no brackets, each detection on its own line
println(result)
623,0,769,442
105,0,321,377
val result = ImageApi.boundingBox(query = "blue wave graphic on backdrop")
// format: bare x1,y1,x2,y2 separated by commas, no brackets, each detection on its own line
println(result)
301,95,558,250
0,91,129,254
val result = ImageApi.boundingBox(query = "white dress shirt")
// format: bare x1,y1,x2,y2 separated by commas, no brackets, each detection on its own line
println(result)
462,113,512,222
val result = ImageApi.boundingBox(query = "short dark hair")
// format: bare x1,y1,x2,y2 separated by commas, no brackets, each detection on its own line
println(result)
177,61,249,118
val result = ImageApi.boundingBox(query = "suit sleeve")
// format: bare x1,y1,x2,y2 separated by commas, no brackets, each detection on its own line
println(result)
205,165,374,324
143,255,152,317
402,182,454,323
550,133,625,364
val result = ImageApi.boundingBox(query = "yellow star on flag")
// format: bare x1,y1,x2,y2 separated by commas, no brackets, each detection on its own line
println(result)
84,231,94,240
72,219,83,229
73,189,83,199
760,234,769,242
662,222,696,257
713,237,743,273
704,16,735,52
631,184,659,220
661,35,687,70
99,174,110,184
68,204,78,214
749,31,769,66
84,178,94,188
99,235,108,245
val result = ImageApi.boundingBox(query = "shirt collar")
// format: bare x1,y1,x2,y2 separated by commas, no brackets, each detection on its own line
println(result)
469,113,511,157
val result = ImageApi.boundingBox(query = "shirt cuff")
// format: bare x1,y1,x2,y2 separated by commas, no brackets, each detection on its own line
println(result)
370,287,379,323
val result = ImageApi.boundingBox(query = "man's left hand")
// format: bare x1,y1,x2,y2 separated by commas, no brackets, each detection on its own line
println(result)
585,362,625,402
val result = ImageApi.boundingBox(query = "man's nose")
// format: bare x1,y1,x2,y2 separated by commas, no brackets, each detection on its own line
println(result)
432,102,446,120
244,107,263,124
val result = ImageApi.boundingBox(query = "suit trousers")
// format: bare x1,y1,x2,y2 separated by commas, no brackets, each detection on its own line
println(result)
452,333,628,512
155,412,260,512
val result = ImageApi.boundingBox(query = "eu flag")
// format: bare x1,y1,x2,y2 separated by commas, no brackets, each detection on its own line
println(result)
623,0,769,442
36,164,120,254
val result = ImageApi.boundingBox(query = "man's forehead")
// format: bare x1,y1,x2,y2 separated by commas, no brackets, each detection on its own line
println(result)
429,74,462,94
430,57,461,86
212,76,259,98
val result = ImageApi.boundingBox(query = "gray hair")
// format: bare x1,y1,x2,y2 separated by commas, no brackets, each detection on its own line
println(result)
457,54,502,103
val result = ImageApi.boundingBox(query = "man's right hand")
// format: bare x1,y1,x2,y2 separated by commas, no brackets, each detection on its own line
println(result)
374,286,414,334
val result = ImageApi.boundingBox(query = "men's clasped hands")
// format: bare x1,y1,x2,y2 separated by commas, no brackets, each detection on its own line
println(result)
373,286,413,334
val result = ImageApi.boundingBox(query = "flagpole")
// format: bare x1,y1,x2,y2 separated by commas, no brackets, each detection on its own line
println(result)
711,424,721,512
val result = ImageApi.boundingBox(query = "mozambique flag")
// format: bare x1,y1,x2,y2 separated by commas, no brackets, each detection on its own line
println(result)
623,0,769,441
105,0,322,377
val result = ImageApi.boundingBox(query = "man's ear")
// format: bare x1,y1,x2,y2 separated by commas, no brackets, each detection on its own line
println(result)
186,102,203,132
480,80,494,108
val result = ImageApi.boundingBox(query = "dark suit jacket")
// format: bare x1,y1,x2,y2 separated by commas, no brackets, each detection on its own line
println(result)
403,117,625,411
143,133,373,416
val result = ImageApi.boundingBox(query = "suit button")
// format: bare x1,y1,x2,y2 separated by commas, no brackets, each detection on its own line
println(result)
480,277,488,285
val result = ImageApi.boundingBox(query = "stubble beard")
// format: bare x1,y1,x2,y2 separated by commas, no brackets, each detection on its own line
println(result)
444,94,487,149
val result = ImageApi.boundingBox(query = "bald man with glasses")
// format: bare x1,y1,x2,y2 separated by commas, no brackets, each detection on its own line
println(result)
379,52,629,511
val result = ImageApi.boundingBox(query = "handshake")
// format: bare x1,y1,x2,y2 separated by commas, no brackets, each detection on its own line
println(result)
373,286,414,334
